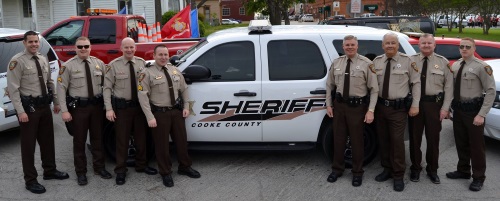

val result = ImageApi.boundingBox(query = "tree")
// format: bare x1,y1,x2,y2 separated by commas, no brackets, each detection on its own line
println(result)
243,0,315,25
475,0,500,34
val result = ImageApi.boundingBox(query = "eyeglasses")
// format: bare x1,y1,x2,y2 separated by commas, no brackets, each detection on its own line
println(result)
76,45,90,49
459,45,472,50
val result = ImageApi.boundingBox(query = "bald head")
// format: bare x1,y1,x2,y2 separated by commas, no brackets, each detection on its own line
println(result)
121,37,136,60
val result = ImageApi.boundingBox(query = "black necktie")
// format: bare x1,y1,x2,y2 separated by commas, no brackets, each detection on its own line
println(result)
421,57,428,96
32,56,47,96
454,61,466,101
382,58,392,99
128,61,138,101
343,58,351,98
84,59,94,98
162,67,176,106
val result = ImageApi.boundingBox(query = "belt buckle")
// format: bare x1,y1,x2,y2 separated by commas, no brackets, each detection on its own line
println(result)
384,100,390,106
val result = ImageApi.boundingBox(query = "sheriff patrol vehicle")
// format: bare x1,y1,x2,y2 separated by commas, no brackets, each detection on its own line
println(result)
105,20,417,166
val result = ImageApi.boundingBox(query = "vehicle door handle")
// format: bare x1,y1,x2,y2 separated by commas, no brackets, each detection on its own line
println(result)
310,90,326,94
107,50,119,54
234,92,257,97
67,51,76,55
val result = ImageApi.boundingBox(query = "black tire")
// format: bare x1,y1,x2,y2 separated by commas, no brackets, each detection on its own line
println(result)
102,120,155,164
321,121,377,168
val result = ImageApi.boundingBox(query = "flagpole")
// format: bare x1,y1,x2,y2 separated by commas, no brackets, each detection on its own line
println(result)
125,0,129,14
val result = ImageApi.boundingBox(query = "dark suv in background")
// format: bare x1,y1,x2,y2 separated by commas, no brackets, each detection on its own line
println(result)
325,16,436,35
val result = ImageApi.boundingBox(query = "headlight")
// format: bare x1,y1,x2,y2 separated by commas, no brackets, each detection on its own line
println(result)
493,91,500,109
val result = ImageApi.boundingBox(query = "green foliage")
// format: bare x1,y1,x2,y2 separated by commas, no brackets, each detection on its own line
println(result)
161,11,178,25
198,20,206,37
436,28,500,41
198,12,205,22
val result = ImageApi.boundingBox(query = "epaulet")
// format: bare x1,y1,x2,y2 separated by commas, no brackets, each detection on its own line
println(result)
399,52,410,58
472,57,486,65
89,55,97,59
134,56,146,62
373,55,384,60
409,52,420,59
108,57,121,65
64,56,77,64
434,53,445,59
358,54,372,63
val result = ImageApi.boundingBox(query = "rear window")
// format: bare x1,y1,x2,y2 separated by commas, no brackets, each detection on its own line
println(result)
0,36,57,72
333,40,406,61
88,19,116,44
435,44,462,60
476,45,500,59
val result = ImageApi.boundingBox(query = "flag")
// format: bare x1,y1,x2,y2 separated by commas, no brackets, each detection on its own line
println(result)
190,9,200,38
161,5,191,39
118,6,127,14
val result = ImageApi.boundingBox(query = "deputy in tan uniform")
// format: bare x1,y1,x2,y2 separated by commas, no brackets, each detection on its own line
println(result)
446,37,495,192
7,31,69,194
138,44,200,187
373,32,421,192
104,37,158,185
408,33,453,184
57,36,112,186
325,35,378,187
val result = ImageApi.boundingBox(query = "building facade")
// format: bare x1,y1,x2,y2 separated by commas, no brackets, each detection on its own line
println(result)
293,0,388,21
220,0,253,22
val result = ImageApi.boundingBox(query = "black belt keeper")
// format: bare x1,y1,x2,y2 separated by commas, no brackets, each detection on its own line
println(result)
67,94,103,108
421,92,444,103
451,97,483,112
335,92,368,107
150,104,175,113
378,97,408,110
112,96,139,110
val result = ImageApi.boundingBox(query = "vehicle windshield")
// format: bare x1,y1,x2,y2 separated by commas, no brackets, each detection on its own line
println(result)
179,39,208,62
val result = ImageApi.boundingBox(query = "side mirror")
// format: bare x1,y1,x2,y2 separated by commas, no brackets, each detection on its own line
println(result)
170,55,180,66
182,65,211,83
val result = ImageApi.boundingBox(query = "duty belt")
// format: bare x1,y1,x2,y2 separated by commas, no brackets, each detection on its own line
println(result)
150,104,175,112
21,94,52,113
67,94,103,109
421,92,444,103
378,95,412,110
112,96,139,110
335,92,368,107
451,97,483,112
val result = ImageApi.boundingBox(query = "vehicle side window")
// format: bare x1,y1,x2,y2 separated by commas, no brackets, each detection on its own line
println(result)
0,39,25,72
412,44,420,53
333,40,406,61
435,44,461,60
88,19,116,44
268,40,326,80
39,37,58,62
191,41,255,81
45,20,84,46
475,46,500,59
127,18,141,42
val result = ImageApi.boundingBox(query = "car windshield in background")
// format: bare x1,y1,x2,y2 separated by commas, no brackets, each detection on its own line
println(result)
0,36,57,73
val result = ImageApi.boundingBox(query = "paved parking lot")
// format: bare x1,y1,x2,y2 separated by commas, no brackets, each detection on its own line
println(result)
1,114,500,200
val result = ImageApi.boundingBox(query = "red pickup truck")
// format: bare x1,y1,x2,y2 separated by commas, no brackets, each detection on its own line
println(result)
42,15,199,64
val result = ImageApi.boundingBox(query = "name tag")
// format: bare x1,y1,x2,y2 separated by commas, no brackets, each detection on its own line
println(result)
94,71,102,76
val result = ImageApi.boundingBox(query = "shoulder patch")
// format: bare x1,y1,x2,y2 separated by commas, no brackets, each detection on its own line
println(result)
369,64,376,74
411,62,418,72
9,60,17,70
59,66,66,75
485,66,493,76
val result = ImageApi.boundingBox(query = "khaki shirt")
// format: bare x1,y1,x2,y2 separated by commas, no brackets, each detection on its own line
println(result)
373,52,421,107
326,54,379,110
452,56,496,117
103,56,146,111
138,62,189,121
410,53,454,111
7,50,58,114
57,56,106,112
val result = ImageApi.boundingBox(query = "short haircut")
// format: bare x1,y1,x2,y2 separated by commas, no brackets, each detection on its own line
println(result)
383,32,399,42
23,31,38,41
343,35,358,44
461,37,476,46
419,33,435,42
76,36,90,42
154,44,168,54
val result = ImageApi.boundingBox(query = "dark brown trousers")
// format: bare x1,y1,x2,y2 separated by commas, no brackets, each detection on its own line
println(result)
453,108,486,181
332,100,366,176
114,107,148,174
408,101,442,175
375,104,407,179
19,105,56,184
151,109,192,176
70,104,105,175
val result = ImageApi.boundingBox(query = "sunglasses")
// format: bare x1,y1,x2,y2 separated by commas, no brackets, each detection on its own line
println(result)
459,45,472,50
76,45,90,49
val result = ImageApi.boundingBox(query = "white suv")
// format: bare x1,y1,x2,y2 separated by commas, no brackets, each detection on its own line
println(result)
140,21,416,166
0,28,60,132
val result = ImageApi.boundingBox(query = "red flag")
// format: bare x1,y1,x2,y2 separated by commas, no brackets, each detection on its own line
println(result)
161,5,191,39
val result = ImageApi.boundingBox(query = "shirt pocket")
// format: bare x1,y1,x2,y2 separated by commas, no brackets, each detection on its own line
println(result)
93,71,103,86
71,73,86,88
351,70,365,89
22,69,38,85
430,69,444,88
115,74,129,89
152,78,166,93
463,72,477,89
391,69,407,84
333,69,343,85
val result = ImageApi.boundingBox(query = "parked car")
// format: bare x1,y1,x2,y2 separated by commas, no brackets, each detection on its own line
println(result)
229,18,242,24
300,14,314,22
326,16,436,35
409,36,500,65
359,13,376,18
222,19,239,25
484,59,500,141
0,28,60,132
